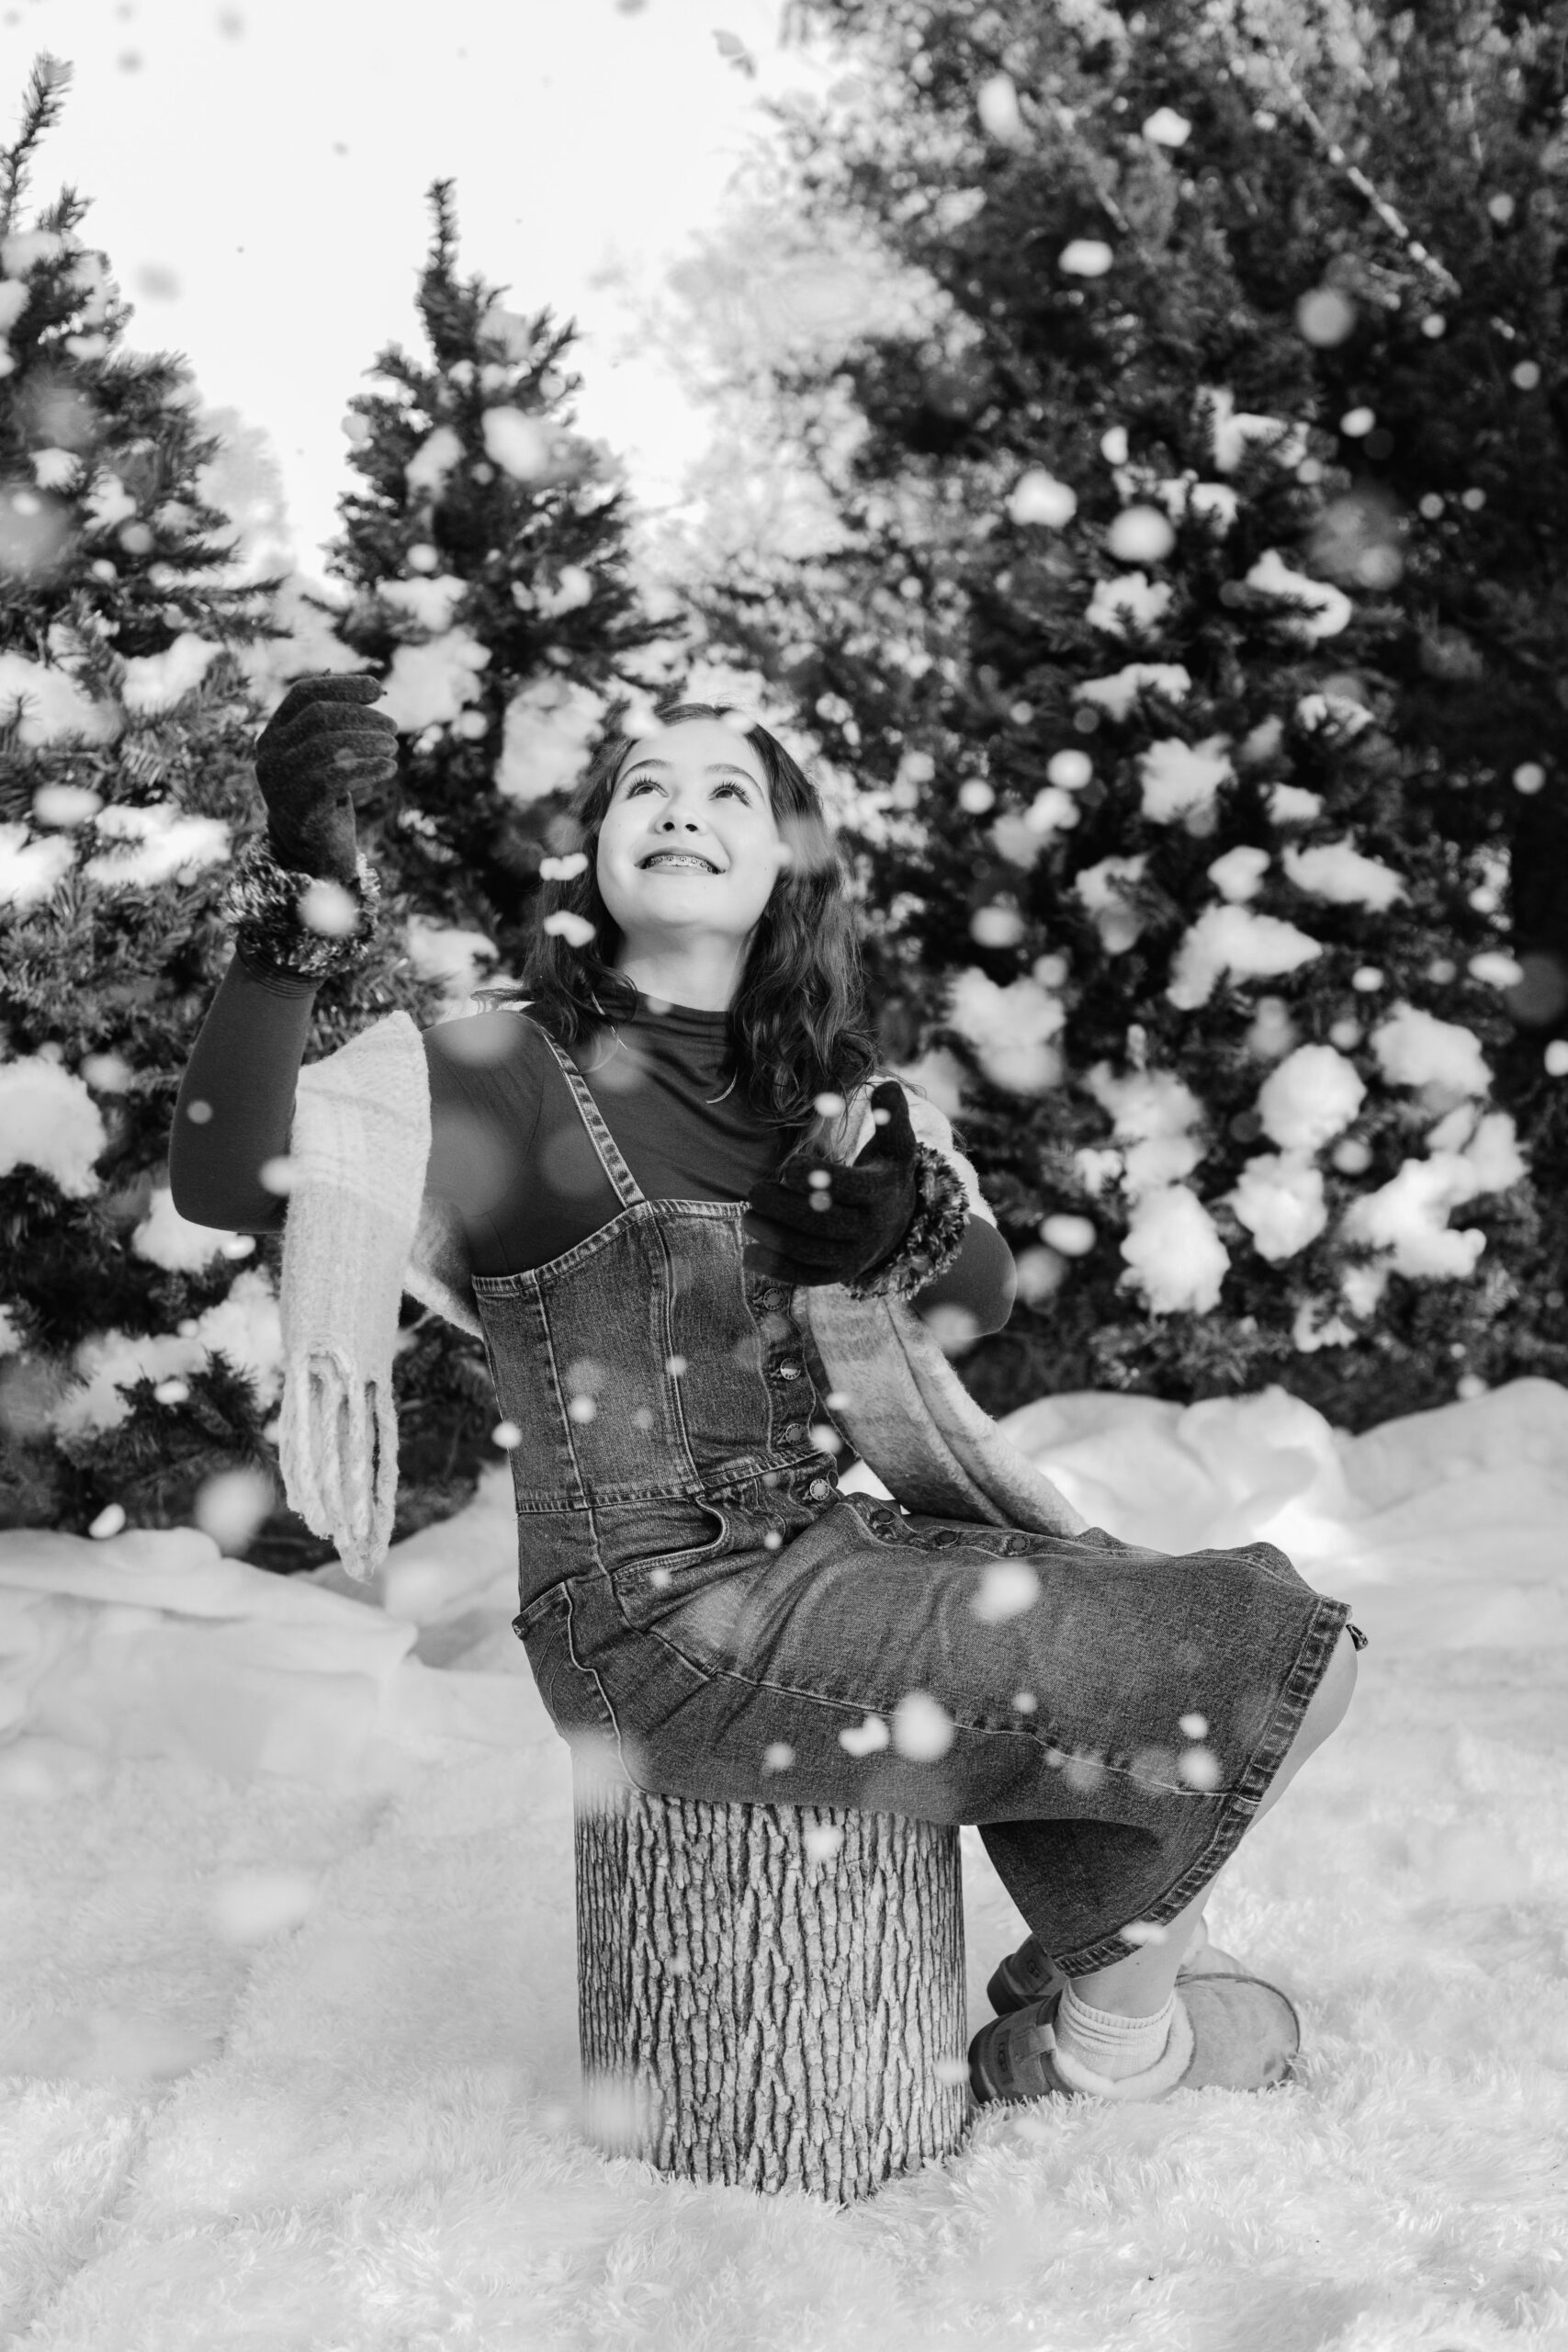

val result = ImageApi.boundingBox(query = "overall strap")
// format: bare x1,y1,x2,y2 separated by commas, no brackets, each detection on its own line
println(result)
524,1018,647,1211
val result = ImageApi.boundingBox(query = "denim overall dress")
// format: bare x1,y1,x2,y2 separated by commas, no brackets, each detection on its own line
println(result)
471,1023,1359,1976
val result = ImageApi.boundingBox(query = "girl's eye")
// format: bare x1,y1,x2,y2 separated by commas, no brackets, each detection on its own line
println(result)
626,776,747,799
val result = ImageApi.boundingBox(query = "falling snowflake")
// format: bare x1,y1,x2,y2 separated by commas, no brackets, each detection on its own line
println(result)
1060,238,1114,277
299,878,359,938
892,1691,955,1760
977,73,1024,144
194,1465,275,1553
1107,505,1176,564
1008,469,1077,528
543,911,595,947
971,1560,1042,1623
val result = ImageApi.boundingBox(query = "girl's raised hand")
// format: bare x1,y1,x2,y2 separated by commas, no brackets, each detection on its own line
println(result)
741,1080,919,1288
254,673,399,887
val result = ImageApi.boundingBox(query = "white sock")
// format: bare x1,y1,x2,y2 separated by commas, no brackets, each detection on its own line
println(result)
1055,1985,1177,2082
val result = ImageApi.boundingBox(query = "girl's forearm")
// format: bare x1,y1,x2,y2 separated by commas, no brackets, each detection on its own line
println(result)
913,1214,1016,1334
168,950,319,1234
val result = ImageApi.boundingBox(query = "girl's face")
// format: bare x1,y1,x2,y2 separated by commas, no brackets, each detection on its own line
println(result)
595,716,788,964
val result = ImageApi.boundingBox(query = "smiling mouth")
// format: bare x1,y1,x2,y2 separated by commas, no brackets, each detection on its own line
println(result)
638,854,722,873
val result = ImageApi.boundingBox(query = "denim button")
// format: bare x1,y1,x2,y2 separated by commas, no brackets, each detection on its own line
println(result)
777,1363,802,1381
784,1423,805,1443
1003,1534,1030,1555
933,1529,961,1547
807,1476,830,1501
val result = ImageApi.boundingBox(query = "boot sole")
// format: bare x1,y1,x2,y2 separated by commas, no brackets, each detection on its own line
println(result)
969,1973,1301,2105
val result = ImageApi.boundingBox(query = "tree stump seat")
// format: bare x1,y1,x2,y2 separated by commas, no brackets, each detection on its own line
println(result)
572,1759,970,2203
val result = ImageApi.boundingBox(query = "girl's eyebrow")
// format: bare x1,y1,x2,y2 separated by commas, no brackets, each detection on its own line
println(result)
623,759,759,787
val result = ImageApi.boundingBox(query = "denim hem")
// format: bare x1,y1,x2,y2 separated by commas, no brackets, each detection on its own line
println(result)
1042,1592,1353,1977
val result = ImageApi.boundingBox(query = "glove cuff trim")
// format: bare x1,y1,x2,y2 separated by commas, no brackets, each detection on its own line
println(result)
219,832,384,982
842,1143,971,1301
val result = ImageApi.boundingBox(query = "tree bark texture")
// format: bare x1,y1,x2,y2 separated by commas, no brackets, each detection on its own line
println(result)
573,1765,969,2203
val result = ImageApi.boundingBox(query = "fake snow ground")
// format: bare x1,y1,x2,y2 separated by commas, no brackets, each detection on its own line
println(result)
2,1378,1566,2352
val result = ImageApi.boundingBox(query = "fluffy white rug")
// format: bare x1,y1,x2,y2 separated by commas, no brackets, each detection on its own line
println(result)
2,1381,1565,2350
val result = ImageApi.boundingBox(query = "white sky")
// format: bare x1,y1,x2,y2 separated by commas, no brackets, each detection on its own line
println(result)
0,0,840,575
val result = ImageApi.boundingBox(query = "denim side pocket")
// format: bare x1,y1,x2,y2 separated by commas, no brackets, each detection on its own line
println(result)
512,1584,618,1742
606,1498,732,1617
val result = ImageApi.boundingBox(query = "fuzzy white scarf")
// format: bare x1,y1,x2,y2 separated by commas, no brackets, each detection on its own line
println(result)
277,1012,1087,1581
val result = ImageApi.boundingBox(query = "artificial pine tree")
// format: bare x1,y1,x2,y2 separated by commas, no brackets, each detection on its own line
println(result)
318,177,679,944
674,0,1568,1424
0,55,437,1557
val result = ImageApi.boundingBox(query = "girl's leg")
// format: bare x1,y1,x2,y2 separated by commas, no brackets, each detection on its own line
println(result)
1067,1624,1359,2018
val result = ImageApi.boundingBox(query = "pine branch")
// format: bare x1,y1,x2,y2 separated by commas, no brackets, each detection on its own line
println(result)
0,54,73,237
928,26,1135,239
1230,6,1463,300
1029,87,1133,238
426,177,459,278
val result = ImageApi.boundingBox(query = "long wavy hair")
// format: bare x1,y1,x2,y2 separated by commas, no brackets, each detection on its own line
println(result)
471,698,885,1171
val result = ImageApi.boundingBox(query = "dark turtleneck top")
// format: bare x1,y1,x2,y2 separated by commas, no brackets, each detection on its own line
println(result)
168,950,1016,1329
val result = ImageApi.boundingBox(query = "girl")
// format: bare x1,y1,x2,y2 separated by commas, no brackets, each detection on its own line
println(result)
172,673,1361,2109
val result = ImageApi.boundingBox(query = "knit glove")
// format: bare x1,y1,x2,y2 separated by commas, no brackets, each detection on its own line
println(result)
741,1079,971,1301
220,673,398,984
256,673,399,885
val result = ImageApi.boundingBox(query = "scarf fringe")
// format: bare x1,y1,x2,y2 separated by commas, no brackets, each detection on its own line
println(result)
278,1346,399,1584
